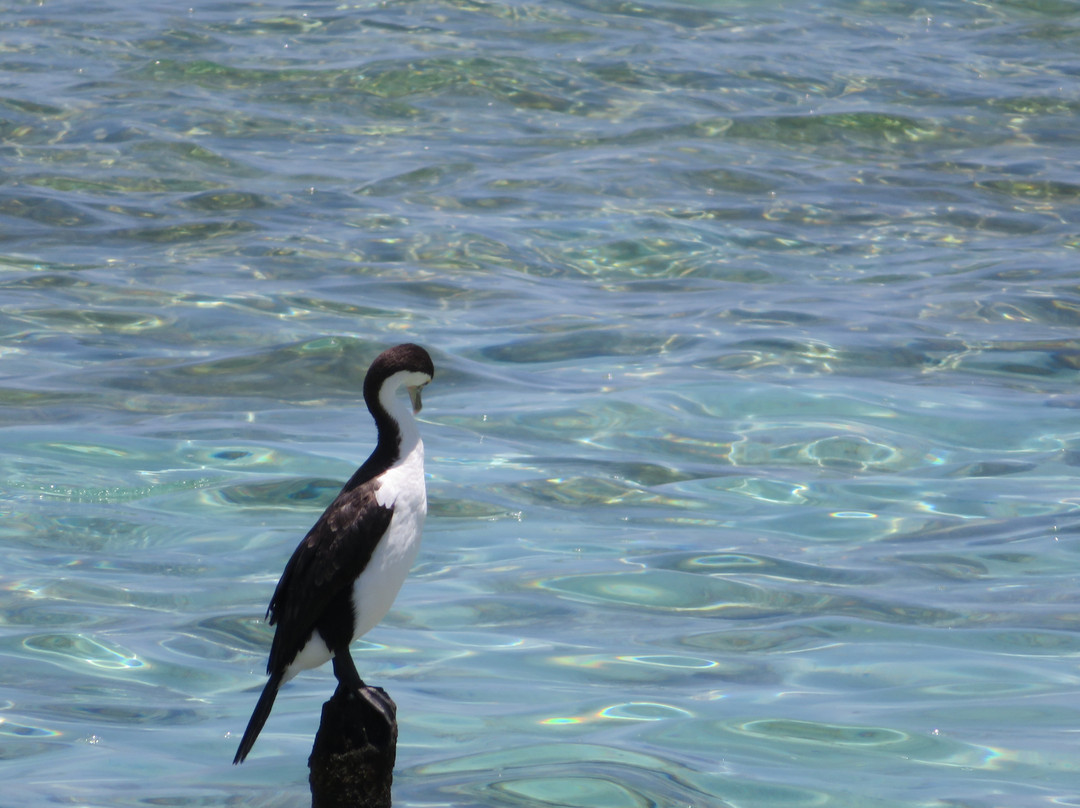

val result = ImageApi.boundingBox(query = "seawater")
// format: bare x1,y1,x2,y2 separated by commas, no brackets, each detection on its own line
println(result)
2,1,1079,806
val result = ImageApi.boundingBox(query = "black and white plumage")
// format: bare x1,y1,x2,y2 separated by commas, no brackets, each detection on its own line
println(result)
233,343,435,764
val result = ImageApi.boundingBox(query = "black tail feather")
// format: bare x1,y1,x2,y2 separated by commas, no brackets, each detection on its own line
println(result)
233,671,283,764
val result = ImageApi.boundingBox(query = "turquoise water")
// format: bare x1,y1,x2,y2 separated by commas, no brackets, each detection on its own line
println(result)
3,0,1080,805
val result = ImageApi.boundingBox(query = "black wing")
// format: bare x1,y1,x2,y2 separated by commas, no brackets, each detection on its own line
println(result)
264,478,394,676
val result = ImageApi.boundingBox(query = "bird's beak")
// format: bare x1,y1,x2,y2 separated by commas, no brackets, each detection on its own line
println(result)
408,385,423,414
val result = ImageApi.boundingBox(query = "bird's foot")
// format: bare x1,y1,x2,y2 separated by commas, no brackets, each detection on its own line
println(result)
359,685,396,729
325,681,397,752
334,681,396,726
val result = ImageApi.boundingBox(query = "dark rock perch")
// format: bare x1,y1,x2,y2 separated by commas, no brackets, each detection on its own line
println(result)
309,684,398,808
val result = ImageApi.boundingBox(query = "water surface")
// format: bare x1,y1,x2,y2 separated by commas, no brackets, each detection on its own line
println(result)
2,0,1080,806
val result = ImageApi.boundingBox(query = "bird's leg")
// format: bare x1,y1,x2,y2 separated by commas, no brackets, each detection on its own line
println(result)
331,647,396,730
331,646,365,692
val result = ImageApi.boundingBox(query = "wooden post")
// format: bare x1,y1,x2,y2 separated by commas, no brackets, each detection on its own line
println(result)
309,684,397,808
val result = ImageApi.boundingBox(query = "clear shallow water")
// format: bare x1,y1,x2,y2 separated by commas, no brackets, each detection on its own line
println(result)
2,0,1080,805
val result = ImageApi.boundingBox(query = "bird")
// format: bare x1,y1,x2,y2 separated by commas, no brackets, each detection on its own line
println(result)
233,343,435,764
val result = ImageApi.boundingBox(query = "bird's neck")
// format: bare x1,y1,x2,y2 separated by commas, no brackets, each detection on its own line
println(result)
344,386,420,495
373,383,421,460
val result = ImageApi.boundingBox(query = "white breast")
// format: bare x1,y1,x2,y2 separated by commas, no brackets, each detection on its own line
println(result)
352,438,427,639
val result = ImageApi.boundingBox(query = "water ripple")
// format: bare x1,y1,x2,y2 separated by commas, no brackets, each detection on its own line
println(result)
3,0,1080,805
